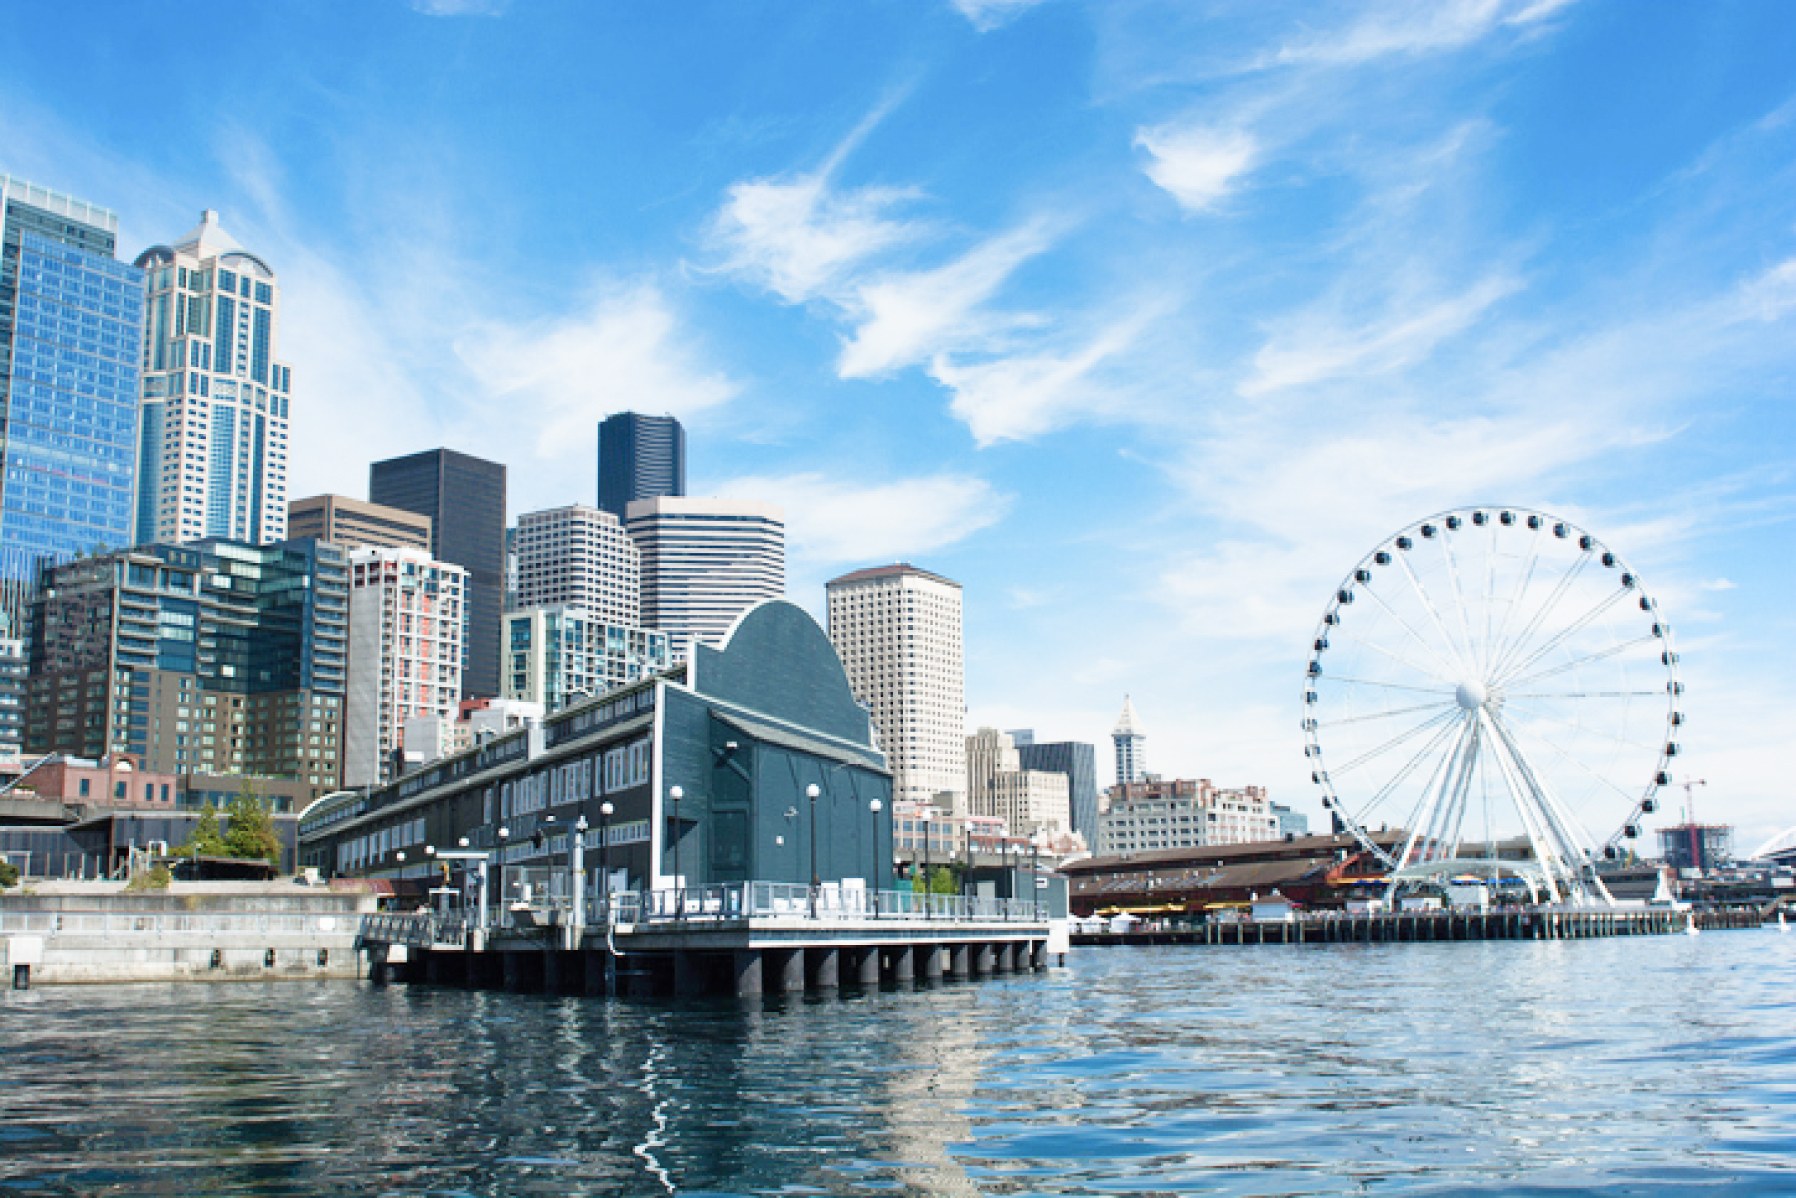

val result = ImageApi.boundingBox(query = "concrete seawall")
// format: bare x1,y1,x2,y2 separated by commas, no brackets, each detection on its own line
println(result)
0,882,378,986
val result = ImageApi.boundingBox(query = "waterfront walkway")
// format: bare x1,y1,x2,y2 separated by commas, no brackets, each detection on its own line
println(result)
358,880,1058,999
1074,905,1761,947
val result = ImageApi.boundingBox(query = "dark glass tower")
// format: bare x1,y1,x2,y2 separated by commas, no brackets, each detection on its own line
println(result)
1015,738,1099,844
369,449,506,699
597,412,684,520
0,176,146,638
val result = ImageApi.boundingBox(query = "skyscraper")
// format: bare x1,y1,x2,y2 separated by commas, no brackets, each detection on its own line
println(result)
512,503,640,624
597,412,684,520
0,176,145,637
133,211,294,548
1113,694,1146,786
287,494,431,552
1012,735,1099,844
626,497,784,656
369,449,506,699
344,546,466,787
826,563,966,808
503,606,669,714
965,727,1071,838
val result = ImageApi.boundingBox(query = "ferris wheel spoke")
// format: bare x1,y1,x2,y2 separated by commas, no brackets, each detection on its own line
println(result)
1332,626,1458,687
1394,550,1474,676
1329,706,1463,777
1317,699,1457,728
1441,530,1482,677
1323,676,1455,696
1480,521,1500,676
1484,706,1605,863
1502,689,1662,700
1488,545,1593,682
1498,710,1641,806
1395,714,1475,871
1357,584,1465,683
1477,710,1569,903
1487,522,1546,680
1500,634,1658,693
1493,583,1630,689
1498,698,1662,758
1342,713,1467,840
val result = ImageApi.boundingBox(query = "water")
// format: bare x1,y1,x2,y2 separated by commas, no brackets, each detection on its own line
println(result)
2,931,1793,1196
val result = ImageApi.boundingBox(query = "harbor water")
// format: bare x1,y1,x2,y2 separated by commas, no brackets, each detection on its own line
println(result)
1,929,1791,1196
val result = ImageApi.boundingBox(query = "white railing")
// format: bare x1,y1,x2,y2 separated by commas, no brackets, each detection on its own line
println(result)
0,909,357,938
588,882,1042,927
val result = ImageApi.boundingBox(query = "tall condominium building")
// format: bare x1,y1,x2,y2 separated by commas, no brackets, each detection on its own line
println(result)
513,503,640,624
133,211,294,549
0,637,23,759
288,494,431,551
345,546,466,788
369,448,506,700
0,176,146,638
1009,731,1099,844
826,563,966,808
1113,694,1146,786
24,538,349,801
598,411,684,521
1095,778,1278,856
626,497,784,656
965,727,1071,838
503,606,669,714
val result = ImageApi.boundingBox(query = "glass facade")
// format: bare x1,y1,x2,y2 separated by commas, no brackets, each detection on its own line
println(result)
0,180,145,638
1016,740,1099,842
370,448,507,699
597,412,685,520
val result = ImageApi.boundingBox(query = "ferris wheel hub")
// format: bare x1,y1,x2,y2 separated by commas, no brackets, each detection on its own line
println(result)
1455,681,1488,711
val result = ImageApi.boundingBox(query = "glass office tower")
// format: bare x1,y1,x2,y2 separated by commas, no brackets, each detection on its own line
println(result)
597,411,684,521
0,176,146,639
369,448,506,699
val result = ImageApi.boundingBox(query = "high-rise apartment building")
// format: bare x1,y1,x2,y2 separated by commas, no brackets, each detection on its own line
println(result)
369,449,506,699
0,176,146,638
512,504,640,624
24,538,349,800
133,211,293,548
344,546,466,788
965,727,1071,838
287,494,431,551
826,563,966,808
1095,778,1277,855
597,412,684,520
1113,694,1146,786
0,637,24,760
1009,733,1099,844
626,497,784,656
503,606,669,713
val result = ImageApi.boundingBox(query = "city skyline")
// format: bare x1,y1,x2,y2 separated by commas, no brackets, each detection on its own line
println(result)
2,3,1792,845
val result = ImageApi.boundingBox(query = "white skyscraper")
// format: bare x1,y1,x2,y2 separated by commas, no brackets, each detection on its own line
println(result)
133,211,293,546
345,546,467,787
826,564,966,808
512,503,640,624
1113,694,1146,786
966,726,1071,838
625,497,784,656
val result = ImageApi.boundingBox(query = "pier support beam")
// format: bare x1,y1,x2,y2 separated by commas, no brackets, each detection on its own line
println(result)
918,944,943,981
766,947,804,995
888,946,914,983
947,944,971,980
807,947,840,991
585,951,610,997
851,946,881,988
674,950,703,999
973,943,995,975
732,950,763,998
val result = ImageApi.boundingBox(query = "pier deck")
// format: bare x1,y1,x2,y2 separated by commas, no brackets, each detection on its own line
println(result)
1075,906,1760,947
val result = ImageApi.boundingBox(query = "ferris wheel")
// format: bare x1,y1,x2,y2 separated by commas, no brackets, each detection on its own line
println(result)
1303,507,1682,906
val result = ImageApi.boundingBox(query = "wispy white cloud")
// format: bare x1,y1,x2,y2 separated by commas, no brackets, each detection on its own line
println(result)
1699,578,1738,591
454,281,737,463
1135,124,1258,212
837,218,1057,377
1241,273,1521,396
711,471,1009,563
930,310,1152,445
1263,0,1577,69
950,0,1050,34
410,0,511,16
1739,257,1796,321
707,102,923,304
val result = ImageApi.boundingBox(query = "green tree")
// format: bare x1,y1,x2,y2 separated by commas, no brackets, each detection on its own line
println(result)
175,803,229,859
0,860,19,888
224,782,282,865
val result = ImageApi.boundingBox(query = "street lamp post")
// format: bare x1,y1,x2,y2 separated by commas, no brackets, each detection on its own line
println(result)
920,808,932,920
867,797,883,917
806,783,821,918
496,826,510,926
598,800,614,923
572,814,588,935
668,784,684,918
1032,835,1041,920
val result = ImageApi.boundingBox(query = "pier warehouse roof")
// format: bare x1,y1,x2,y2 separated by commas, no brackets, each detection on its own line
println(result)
1061,832,1406,915
298,600,893,898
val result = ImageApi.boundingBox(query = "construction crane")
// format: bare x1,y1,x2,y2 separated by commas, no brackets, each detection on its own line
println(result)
1679,777,1709,871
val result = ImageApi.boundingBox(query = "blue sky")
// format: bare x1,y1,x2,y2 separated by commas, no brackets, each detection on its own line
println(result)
6,0,1794,850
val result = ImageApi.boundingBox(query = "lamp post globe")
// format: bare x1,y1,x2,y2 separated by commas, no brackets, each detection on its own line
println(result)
867,798,883,906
